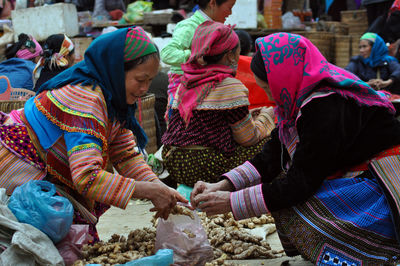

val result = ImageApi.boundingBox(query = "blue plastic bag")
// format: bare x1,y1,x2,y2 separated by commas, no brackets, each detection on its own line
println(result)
8,180,74,243
116,249,173,266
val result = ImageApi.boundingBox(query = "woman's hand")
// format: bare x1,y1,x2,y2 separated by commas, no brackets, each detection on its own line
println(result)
375,79,393,89
194,191,231,216
190,180,234,209
133,180,188,220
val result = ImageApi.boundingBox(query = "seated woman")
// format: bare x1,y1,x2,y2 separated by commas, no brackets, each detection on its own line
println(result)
0,26,186,242
161,21,275,188
33,34,75,91
346,32,400,94
191,32,400,264
0,33,42,92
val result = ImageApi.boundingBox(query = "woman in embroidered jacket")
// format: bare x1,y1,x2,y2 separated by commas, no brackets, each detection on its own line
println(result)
0,26,186,242
191,32,400,264
161,21,275,188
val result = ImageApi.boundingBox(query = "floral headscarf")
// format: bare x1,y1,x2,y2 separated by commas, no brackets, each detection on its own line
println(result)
254,32,395,146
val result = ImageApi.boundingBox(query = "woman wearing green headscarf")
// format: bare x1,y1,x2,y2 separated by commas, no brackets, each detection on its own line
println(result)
0,26,187,242
346,32,400,93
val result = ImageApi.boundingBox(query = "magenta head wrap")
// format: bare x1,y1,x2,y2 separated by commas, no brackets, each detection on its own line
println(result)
177,21,239,123
255,32,395,146
16,36,43,60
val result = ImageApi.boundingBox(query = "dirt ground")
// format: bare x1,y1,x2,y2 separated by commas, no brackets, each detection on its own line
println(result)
96,199,313,266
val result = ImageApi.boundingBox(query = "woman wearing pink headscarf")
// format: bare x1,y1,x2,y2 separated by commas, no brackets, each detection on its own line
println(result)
161,21,275,188
191,32,400,264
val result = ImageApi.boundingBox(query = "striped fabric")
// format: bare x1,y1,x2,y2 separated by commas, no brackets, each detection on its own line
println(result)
223,161,261,190
273,176,400,264
230,184,268,220
124,27,157,62
19,84,157,211
231,111,275,147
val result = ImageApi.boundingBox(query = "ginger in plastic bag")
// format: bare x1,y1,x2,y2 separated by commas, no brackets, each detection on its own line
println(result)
155,205,213,266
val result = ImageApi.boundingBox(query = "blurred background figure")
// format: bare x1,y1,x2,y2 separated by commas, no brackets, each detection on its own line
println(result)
0,33,42,94
33,34,75,91
346,32,400,94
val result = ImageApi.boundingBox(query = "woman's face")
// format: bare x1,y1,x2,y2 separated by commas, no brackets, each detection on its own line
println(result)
254,74,274,102
210,0,236,23
359,39,372,59
125,56,159,105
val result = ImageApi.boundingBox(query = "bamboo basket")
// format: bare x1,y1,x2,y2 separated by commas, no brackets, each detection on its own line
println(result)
351,34,363,57
340,9,368,36
335,35,352,68
0,100,26,113
300,31,335,62
135,93,157,154
340,9,367,24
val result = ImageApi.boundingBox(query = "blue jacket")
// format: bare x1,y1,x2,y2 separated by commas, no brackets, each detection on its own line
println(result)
346,55,400,94
0,58,35,91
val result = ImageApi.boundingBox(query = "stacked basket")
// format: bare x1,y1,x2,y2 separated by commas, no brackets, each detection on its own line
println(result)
340,9,368,57
300,31,335,62
135,93,158,154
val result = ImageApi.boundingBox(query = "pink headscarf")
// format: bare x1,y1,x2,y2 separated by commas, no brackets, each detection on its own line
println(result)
16,36,43,60
255,33,395,146
177,21,239,123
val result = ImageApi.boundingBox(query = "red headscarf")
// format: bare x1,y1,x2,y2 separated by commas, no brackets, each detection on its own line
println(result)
176,20,239,123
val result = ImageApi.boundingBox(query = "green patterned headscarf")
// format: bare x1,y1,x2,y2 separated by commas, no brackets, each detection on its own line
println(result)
124,27,157,61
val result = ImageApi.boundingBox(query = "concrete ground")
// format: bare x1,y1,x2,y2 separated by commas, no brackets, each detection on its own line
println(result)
97,200,313,266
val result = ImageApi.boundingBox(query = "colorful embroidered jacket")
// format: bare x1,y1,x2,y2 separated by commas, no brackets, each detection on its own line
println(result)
23,84,158,210
162,78,275,153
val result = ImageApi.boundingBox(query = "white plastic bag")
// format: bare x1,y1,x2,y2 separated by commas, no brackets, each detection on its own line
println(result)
155,210,213,265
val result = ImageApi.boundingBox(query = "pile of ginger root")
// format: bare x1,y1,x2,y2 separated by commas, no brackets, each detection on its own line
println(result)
73,205,281,265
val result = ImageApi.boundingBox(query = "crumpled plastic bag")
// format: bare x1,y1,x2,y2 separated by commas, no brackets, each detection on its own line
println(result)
155,208,213,265
120,1,152,24
8,180,74,243
282,11,302,29
56,224,93,266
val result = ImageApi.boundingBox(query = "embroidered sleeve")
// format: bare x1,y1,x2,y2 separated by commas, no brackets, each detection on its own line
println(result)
109,124,158,182
230,184,269,220
64,132,137,209
223,161,262,190
230,107,275,146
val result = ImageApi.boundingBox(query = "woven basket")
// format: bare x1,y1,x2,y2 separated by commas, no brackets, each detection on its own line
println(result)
340,9,367,24
0,100,26,113
143,11,173,25
351,34,363,57
135,93,157,154
335,35,352,68
300,31,335,62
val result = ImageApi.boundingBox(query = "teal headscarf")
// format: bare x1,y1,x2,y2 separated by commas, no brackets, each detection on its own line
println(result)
361,32,397,68
37,27,158,151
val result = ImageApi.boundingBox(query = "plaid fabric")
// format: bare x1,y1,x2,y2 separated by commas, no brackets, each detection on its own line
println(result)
273,176,400,265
